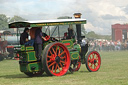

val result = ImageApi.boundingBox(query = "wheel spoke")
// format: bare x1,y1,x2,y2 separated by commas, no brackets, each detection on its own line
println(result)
55,64,58,73
60,56,66,59
49,50,53,55
60,60,65,64
59,51,66,56
58,47,61,55
52,47,56,55
55,45,58,53
59,62,63,69
89,56,91,60
90,54,92,58
57,64,61,72
88,59,91,62
48,62,56,68
52,65,54,72
47,56,52,59
90,55,92,59
97,62,100,65
56,46,58,53
47,60,51,63
90,63,93,68
95,55,98,59
92,54,94,59
94,64,97,69
96,56,99,60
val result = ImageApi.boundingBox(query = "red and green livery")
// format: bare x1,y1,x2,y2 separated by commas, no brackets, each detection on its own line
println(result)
9,15,101,76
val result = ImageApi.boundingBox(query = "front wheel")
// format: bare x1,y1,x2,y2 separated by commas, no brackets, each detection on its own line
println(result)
85,51,101,72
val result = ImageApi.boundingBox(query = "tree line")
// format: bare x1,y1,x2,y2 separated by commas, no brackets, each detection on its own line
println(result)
0,14,26,30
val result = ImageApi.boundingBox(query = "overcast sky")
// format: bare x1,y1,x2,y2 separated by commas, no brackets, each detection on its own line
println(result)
0,0,128,35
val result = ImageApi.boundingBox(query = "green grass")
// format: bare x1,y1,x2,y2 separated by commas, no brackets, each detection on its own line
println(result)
0,51,128,85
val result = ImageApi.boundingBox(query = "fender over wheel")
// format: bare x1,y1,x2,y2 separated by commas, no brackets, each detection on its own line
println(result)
85,51,101,72
42,42,71,76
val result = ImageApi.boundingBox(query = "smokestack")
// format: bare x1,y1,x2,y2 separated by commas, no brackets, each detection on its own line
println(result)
74,13,82,44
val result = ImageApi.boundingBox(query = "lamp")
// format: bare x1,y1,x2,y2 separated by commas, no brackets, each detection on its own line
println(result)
73,13,82,18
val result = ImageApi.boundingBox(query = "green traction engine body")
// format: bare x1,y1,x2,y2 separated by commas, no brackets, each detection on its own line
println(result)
16,39,81,73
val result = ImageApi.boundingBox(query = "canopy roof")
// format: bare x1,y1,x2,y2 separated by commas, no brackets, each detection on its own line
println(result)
9,19,86,28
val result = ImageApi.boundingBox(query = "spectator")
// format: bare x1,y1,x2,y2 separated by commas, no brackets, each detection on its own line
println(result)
127,39,128,50
117,40,121,50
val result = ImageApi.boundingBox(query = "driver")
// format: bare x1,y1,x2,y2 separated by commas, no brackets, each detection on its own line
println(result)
66,28,75,39
34,27,46,60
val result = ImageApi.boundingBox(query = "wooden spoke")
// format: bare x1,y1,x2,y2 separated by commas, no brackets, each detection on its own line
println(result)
48,62,56,68
60,56,66,59
47,56,52,58
47,60,51,63
89,56,91,60
88,59,91,62
49,50,53,55
60,60,65,64
55,64,58,73
58,47,61,56
52,65,54,72
59,51,66,56
92,54,94,59
94,64,97,69
57,65,61,72
55,45,58,54
59,62,63,68
89,63,93,68
52,47,56,55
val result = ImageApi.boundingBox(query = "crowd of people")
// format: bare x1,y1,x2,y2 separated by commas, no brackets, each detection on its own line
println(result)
88,39,128,51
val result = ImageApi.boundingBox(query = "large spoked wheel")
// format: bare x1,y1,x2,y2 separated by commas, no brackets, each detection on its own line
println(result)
42,42,70,76
85,51,101,72
24,71,44,77
69,56,81,72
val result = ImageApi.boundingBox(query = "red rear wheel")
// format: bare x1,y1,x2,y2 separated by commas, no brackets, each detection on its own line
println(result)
85,51,101,72
42,42,70,76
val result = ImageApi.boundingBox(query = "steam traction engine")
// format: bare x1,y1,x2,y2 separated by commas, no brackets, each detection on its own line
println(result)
9,13,101,76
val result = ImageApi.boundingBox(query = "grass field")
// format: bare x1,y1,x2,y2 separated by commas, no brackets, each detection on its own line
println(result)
0,51,128,85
